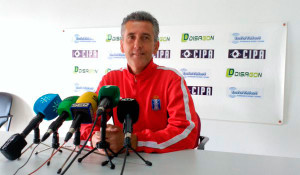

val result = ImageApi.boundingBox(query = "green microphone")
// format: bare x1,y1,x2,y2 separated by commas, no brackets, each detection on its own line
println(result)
96,85,120,116
41,96,79,142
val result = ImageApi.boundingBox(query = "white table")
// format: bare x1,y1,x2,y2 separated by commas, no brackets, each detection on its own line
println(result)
1,131,300,175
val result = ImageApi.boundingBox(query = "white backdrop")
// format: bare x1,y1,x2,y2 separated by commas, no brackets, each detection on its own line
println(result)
65,22,287,124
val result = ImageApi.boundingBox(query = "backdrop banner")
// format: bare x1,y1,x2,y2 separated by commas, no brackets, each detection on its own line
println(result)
64,22,287,125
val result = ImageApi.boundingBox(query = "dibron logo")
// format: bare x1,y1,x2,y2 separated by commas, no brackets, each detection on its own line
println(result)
228,49,266,59
181,49,214,58
154,50,171,59
72,50,98,58
73,34,96,43
228,87,263,98
74,66,98,74
188,86,213,96
159,36,170,42
226,68,262,78
105,68,111,74
181,33,214,42
106,34,122,42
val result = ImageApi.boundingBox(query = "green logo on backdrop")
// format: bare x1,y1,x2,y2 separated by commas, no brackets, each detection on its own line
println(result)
159,36,170,42
181,33,214,42
105,68,111,74
226,68,262,78
74,66,98,74
106,34,121,42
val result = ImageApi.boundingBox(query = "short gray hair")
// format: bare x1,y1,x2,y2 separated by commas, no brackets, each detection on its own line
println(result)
121,11,159,42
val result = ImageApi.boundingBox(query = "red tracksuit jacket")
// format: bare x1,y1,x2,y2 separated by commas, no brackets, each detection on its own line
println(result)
80,60,200,153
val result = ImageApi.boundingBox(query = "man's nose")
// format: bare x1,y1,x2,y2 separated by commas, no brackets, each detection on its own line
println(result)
133,38,142,49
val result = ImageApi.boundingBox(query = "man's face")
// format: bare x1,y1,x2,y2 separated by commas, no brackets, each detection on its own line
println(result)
120,21,159,73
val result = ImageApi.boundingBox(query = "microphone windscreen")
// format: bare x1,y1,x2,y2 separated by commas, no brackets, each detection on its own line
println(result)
57,96,79,121
33,94,62,120
98,85,120,108
0,134,27,160
117,98,139,124
76,92,98,112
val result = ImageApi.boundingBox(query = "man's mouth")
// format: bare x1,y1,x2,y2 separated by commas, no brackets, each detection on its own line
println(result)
132,52,145,56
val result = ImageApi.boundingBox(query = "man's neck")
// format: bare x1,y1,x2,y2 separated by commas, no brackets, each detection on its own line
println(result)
128,60,152,75
129,66,143,75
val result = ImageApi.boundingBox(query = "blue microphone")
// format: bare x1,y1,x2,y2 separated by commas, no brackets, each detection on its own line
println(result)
0,94,61,160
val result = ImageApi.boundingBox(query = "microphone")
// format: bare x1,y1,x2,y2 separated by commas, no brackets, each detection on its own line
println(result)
117,98,139,141
116,98,152,173
96,85,120,116
64,92,98,142
0,94,61,160
41,96,79,142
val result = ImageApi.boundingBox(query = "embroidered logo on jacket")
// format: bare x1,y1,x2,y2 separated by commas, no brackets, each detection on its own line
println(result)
151,96,161,111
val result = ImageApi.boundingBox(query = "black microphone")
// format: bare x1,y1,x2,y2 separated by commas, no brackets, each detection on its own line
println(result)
117,98,139,143
0,94,61,160
116,98,152,173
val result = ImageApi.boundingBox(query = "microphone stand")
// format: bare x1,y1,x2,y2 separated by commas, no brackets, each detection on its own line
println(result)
20,127,52,158
57,127,81,174
35,130,63,166
115,116,152,175
78,111,117,169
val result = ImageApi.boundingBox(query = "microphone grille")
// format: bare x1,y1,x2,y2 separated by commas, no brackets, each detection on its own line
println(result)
117,98,139,124
33,94,62,120
98,85,120,108
57,96,79,120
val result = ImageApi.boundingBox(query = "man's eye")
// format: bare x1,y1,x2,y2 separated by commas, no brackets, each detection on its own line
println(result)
128,35,134,40
143,36,150,40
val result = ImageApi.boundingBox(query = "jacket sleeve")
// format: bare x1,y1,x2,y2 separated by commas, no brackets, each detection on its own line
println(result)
79,124,100,149
134,75,200,153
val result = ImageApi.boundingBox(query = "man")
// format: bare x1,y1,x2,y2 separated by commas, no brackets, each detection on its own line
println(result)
80,11,200,153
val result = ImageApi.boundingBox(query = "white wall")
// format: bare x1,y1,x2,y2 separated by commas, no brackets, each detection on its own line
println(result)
1,0,300,158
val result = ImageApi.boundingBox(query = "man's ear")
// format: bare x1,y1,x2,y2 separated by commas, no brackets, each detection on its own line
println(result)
120,39,124,53
153,41,160,55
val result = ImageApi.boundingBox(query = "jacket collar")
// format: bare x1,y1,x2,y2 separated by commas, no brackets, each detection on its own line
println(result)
126,59,157,80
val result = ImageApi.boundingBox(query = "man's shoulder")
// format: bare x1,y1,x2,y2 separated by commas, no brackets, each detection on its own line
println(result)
156,65,183,79
106,68,126,76
102,68,127,83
